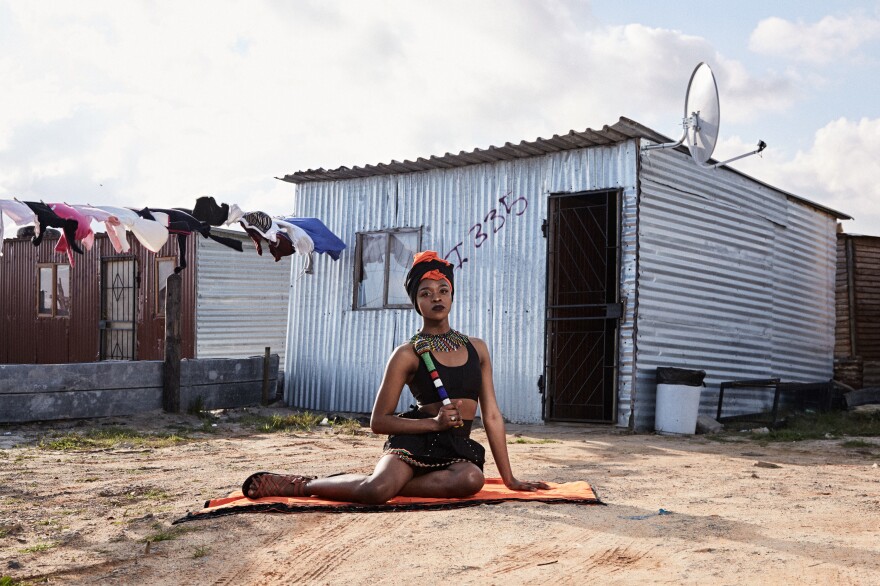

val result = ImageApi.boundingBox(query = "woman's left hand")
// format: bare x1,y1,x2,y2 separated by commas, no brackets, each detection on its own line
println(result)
505,478,551,492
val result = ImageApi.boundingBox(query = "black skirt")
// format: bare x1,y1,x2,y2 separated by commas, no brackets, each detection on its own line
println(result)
383,408,486,470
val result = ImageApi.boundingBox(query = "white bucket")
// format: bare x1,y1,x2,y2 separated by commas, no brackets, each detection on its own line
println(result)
655,383,702,435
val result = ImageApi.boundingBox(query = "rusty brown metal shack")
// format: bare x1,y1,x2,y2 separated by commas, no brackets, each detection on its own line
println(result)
1,226,293,365
0,231,196,363
835,232,880,388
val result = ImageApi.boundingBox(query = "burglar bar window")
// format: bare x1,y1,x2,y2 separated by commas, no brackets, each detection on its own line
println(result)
353,228,421,309
37,263,71,317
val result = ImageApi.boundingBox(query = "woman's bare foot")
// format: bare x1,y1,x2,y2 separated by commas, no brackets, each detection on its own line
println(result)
242,472,314,499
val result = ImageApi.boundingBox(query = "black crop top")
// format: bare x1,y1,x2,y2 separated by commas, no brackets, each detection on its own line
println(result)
408,341,482,405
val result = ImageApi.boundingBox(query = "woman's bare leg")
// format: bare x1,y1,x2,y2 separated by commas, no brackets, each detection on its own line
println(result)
397,461,484,498
299,455,415,504
245,459,483,503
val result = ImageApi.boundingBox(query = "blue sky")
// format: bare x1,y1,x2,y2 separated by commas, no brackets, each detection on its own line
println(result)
2,0,879,235
595,1,880,157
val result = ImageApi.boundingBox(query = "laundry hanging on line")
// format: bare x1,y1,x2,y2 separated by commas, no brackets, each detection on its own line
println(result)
0,200,36,257
22,201,85,256
1,196,347,271
227,207,316,265
47,203,96,267
280,217,347,260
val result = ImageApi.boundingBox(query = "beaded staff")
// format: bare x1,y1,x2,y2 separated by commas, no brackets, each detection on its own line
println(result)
419,351,452,406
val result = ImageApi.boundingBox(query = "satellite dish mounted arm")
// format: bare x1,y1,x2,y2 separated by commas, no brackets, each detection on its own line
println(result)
641,62,767,169
641,103,714,152
641,121,688,152
700,139,767,169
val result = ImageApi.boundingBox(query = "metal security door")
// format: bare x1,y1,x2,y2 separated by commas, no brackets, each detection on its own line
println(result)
544,190,621,422
100,258,138,360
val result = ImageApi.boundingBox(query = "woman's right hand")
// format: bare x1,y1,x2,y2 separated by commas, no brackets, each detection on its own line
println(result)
436,401,464,429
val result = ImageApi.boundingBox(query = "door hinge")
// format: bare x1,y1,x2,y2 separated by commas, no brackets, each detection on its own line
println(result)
541,219,548,238
537,374,545,394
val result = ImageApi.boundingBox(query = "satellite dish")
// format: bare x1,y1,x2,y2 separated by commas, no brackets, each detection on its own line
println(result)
684,63,720,165
643,62,766,169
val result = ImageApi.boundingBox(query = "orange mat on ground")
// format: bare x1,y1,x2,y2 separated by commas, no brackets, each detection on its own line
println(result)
173,478,601,524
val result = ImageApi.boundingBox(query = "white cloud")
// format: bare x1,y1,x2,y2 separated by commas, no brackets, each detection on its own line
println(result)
0,0,809,222
749,15,880,65
730,117,880,235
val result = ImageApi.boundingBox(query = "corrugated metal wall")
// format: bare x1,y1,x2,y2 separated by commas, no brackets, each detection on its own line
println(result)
835,236,854,359
285,141,639,424
847,236,880,361
136,236,197,361
635,147,838,430
0,235,101,363
195,230,292,363
0,232,196,363
834,234,880,388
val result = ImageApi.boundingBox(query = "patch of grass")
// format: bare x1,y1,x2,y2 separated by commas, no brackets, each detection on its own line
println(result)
1,576,21,586
35,520,59,527
19,541,56,553
508,438,560,444
841,439,875,449
747,410,880,443
37,426,189,451
240,412,324,433
143,526,187,543
193,545,210,559
331,418,364,435
186,395,206,417
140,488,171,501
703,434,737,443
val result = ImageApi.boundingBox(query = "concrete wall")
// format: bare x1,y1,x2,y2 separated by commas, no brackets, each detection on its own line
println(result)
0,355,279,423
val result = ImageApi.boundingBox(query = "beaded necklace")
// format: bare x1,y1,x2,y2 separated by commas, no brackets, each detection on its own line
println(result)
409,329,470,355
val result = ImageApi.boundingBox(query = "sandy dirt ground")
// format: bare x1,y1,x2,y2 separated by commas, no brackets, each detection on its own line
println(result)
1,406,879,585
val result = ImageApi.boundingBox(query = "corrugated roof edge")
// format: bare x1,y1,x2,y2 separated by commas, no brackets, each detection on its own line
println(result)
278,116,851,221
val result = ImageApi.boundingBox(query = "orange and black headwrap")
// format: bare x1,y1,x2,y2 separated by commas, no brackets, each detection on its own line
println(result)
403,250,454,314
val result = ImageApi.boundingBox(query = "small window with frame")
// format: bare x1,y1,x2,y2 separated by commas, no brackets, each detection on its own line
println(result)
156,257,177,316
37,263,71,317
353,228,421,310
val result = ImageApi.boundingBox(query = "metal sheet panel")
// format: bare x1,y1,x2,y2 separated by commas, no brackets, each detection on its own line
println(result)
850,235,880,359
834,235,853,358
833,234,880,388
285,141,639,424
0,231,196,363
634,148,838,430
283,118,662,184
194,230,292,363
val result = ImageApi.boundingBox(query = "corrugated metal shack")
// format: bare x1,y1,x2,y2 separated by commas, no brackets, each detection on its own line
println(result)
835,233,880,388
280,117,850,430
0,228,290,365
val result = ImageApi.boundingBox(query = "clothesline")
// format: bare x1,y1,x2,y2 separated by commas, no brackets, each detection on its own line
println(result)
0,196,346,273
